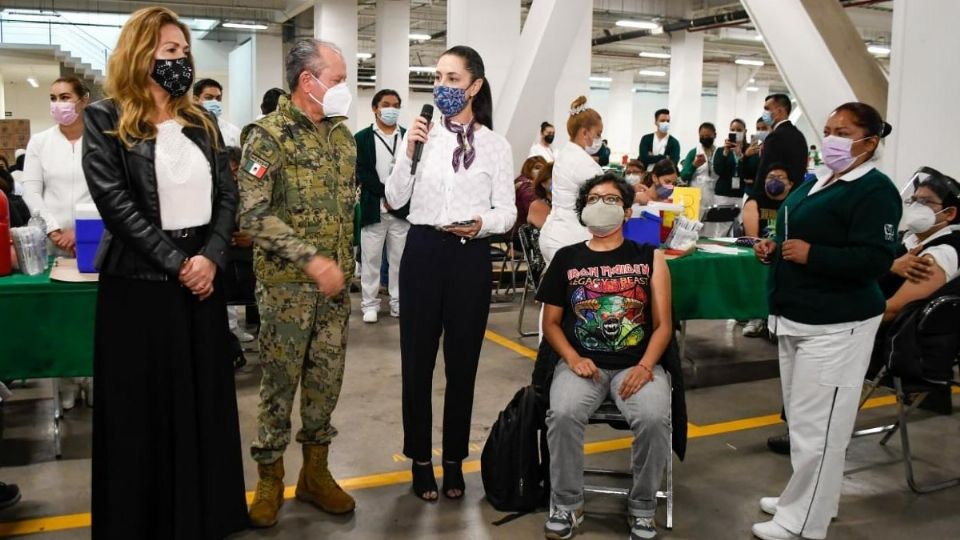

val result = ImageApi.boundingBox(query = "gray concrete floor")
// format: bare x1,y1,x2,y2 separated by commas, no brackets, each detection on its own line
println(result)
1,292,959,539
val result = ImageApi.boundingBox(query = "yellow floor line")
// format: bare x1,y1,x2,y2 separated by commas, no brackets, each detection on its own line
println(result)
484,329,537,360
2,331,955,537
1,389,941,538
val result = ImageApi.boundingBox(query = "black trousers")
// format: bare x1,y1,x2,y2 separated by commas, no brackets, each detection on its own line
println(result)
400,225,492,462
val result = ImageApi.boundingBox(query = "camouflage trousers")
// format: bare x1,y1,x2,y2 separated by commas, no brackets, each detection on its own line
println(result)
250,282,350,464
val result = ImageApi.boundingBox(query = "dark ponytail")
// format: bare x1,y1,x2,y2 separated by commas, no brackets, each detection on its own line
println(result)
442,45,494,130
833,101,893,140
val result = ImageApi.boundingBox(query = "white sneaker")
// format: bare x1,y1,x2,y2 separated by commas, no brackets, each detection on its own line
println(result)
389,306,400,318
362,311,378,323
743,319,766,337
760,497,778,516
59,382,78,411
233,328,255,343
751,520,800,540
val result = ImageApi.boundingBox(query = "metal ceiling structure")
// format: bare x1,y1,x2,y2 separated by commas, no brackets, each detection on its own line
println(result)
0,0,894,91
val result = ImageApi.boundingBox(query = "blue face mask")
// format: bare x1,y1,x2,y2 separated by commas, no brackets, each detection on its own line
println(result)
201,99,222,118
433,85,469,117
655,184,674,199
765,178,787,197
761,110,774,126
379,107,400,126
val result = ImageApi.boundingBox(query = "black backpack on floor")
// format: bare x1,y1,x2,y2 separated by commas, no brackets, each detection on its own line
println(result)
481,385,548,512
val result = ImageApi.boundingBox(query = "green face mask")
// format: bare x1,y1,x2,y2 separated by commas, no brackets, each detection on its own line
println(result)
581,200,625,237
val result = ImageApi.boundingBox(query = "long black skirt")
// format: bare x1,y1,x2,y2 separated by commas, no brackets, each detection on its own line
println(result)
92,268,248,539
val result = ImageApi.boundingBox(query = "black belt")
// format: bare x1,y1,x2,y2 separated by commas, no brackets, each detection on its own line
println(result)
412,224,480,244
164,226,208,239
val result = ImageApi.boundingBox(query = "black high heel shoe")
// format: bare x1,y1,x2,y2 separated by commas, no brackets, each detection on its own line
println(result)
442,460,465,500
411,461,438,502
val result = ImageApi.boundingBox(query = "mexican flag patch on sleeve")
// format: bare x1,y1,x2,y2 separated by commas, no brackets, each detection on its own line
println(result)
244,158,269,179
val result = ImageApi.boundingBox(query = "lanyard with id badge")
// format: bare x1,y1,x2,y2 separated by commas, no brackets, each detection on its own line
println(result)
374,131,399,176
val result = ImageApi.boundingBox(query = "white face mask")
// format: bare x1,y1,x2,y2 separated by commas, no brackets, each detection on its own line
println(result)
900,202,947,234
625,173,642,185
585,136,603,155
309,74,352,118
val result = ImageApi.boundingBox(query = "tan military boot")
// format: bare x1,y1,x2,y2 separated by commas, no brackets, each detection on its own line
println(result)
249,459,285,528
295,444,356,514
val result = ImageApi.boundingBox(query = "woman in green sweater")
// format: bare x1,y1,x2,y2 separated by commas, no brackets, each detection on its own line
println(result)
751,102,901,540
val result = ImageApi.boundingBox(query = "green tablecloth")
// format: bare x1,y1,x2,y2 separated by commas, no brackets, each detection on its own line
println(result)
0,270,97,379
667,244,769,321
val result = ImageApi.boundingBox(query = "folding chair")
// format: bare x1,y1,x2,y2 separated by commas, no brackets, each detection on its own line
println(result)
489,233,519,303
700,204,741,237
583,397,674,529
516,224,545,337
853,294,960,494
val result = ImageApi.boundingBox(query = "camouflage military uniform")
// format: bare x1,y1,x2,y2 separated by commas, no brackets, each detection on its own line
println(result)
238,95,356,465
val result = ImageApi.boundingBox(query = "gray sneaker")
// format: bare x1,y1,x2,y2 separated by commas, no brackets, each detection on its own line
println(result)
629,516,657,539
544,507,584,539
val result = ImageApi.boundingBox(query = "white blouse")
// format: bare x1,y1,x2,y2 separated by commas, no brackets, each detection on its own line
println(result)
551,141,603,216
21,125,92,233
528,142,554,162
155,120,212,230
385,120,516,238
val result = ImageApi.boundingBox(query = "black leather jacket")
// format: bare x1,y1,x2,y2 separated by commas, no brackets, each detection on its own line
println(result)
82,99,238,281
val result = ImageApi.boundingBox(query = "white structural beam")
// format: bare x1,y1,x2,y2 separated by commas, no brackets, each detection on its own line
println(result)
606,70,635,160
741,0,888,145
883,0,960,187
314,0,359,130
551,1,593,154
375,0,410,115
495,0,590,169
447,0,521,103
667,29,703,157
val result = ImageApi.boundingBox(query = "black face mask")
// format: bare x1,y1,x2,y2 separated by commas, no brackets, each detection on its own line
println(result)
700,137,715,148
544,134,555,144
151,57,194,98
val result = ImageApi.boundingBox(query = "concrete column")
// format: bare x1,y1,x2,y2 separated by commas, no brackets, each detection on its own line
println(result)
227,40,254,127
883,0,960,188
493,0,589,168
375,0,410,115
606,70,635,160
742,0,888,146
314,0,359,130
251,34,283,120
551,1,592,152
447,0,520,106
667,30,703,156
715,64,737,133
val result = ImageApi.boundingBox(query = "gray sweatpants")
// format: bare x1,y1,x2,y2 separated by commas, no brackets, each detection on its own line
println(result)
546,361,671,518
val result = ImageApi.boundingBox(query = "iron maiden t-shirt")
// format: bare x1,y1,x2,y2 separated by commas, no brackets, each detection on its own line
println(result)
537,240,655,370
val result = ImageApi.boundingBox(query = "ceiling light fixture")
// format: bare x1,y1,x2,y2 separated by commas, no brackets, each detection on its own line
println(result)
615,20,660,30
589,76,612,83
409,33,432,41
746,86,760,92
357,52,372,60
735,58,765,67
639,51,671,59
222,21,268,30
409,66,436,73
638,69,666,77
867,44,891,55
26,77,39,88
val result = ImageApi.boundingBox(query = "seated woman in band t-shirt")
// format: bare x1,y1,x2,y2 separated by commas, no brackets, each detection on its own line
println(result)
536,172,672,540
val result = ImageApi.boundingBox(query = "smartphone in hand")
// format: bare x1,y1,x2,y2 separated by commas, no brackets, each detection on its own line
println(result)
445,219,477,228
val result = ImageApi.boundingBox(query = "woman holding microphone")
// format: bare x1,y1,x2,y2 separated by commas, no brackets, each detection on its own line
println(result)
751,102,900,540
385,45,516,502
538,96,604,267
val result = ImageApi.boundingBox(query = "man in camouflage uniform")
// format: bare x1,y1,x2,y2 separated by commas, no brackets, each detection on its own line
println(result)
238,39,357,528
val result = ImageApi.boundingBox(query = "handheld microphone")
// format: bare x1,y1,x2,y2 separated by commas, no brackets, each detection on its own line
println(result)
410,104,434,175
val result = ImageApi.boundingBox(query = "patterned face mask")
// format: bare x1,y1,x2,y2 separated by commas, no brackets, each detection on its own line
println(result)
151,57,194,98
433,85,469,117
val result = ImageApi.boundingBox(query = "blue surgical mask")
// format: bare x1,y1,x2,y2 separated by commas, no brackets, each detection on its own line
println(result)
202,99,222,118
379,107,400,126
761,110,774,126
434,85,469,117
658,121,670,134
655,184,674,199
